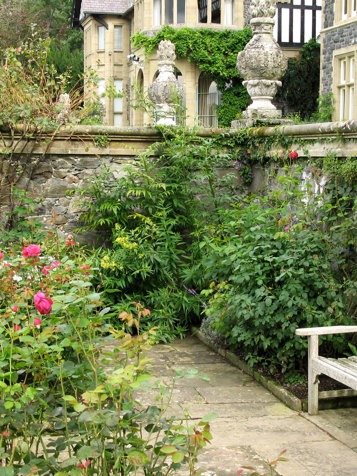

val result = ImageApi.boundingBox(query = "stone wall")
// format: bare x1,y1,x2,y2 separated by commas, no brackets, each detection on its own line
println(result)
1,121,357,241
323,0,335,28
321,22,357,95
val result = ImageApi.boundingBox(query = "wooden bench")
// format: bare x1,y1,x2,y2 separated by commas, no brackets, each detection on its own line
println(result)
296,326,357,415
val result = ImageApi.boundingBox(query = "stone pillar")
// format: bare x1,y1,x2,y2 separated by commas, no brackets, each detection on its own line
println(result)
148,40,184,126
234,0,288,125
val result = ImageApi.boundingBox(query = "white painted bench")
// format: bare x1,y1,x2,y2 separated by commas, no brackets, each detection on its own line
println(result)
296,326,357,415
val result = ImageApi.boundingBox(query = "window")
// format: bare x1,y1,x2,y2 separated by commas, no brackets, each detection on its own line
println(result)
274,0,322,46
197,75,220,127
153,0,162,25
113,80,123,126
98,79,105,107
114,26,123,51
177,0,186,23
198,0,207,22
98,25,105,50
336,53,356,120
337,0,356,20
165,0,174,23
224,0,234,24
211,0,221,23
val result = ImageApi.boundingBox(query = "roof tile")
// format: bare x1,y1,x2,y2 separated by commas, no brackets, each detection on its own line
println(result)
81,0,133,17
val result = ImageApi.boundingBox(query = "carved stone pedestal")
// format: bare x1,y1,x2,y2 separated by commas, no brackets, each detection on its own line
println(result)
233,0,288,127
148,40,183,126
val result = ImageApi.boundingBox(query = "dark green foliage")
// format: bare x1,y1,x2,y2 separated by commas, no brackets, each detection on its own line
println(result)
202,199,349,376
217,84,250,126
132,26,253,126
47,34,83,90
278,38,320,120
78,127,251,340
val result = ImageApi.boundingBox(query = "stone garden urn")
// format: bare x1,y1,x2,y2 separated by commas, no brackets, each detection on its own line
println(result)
148,40,184,126
237,0,287,120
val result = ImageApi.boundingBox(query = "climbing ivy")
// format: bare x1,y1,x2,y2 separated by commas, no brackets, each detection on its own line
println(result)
131,26,252,126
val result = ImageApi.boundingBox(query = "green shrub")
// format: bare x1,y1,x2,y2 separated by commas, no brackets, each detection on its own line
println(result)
200,167,354,376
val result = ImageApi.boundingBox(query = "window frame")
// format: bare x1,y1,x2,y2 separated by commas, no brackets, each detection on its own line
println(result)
98,25,105,51
274,0,322,47
113,25,123,51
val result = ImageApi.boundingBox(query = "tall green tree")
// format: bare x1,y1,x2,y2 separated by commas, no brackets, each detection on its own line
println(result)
0,0,83,89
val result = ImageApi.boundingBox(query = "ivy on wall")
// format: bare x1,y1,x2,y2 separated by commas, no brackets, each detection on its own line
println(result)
131,26,253,127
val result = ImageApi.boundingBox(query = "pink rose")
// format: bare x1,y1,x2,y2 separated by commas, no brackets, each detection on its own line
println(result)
51,261,60,268
34,317,42,326
42,265,51,275
34,291,53,315
22,245,41,258
289,151,298,159
0,252,4,260
12,306,19,312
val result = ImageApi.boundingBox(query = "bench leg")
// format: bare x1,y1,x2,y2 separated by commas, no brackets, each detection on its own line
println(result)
308,371,319,415
308,335,319,415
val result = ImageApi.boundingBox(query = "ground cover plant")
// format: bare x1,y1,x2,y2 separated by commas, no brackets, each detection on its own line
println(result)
0,232,214,475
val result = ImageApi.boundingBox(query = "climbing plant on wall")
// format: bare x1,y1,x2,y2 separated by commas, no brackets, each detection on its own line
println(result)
131,26,253,127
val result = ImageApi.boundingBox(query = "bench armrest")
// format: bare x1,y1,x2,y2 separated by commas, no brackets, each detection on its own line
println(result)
296,326,357,337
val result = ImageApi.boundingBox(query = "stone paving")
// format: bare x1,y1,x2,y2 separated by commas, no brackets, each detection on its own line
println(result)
142,335,357,476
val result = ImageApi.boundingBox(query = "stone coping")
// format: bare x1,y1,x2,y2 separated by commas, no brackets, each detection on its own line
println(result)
1,120,356,156
192,327,357,413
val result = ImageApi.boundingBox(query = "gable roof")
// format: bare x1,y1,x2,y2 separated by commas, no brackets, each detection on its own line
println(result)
72,0,133,26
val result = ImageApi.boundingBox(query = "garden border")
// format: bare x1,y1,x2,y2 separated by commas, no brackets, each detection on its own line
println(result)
192,327,357,413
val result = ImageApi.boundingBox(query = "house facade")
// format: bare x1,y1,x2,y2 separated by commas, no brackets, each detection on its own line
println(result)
72,0,324,126
320,0,356,120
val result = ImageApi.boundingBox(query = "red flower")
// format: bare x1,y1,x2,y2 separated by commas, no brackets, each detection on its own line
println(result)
22,245,41,258
14,325,21,332
289,151,298,159
0,252,4,260
77,460,91,468
34,291,53,315
66,240,75,246
12,306,19,312
34,317,42,326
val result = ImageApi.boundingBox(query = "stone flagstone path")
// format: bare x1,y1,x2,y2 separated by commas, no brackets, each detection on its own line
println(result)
142,335,357,476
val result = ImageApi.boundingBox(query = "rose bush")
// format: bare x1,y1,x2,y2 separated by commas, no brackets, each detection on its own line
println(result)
0,232,212,475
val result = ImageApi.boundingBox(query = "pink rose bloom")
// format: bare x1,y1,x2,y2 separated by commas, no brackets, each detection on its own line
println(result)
51,261,60,268
12,306,19,312
42,265,51,275
34,291,53,315
34,317,42,326
0,252,4,260
289,151,298,159
22,245,41,258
